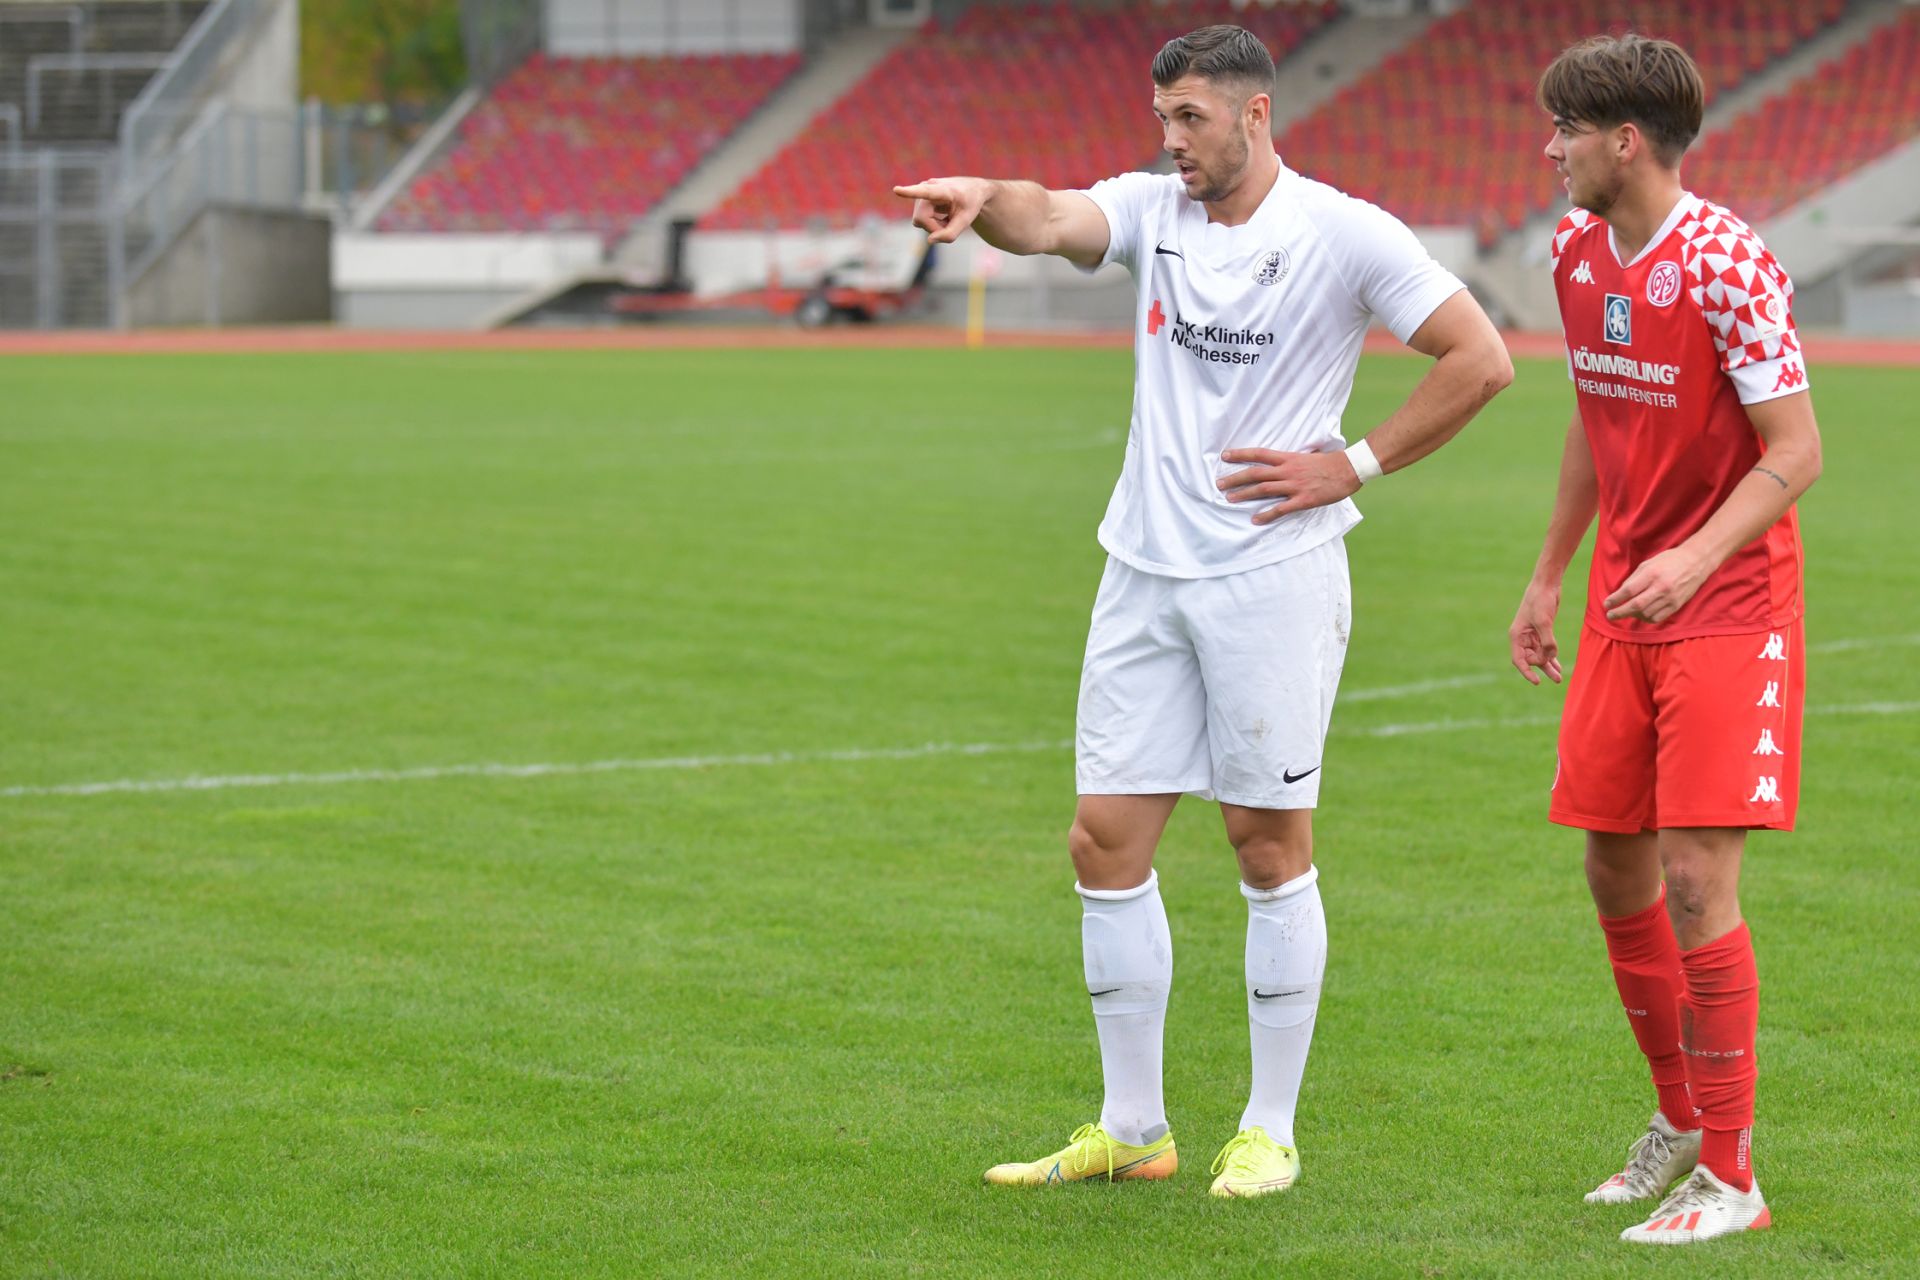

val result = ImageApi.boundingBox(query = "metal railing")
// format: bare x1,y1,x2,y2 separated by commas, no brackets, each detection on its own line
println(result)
118,0,260,175
118,99,302,288
0,6,86,55
26,53,171,130
0,148,118,328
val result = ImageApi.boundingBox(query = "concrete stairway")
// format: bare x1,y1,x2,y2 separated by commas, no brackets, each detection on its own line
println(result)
613,25,911,276
1269,8,1437,137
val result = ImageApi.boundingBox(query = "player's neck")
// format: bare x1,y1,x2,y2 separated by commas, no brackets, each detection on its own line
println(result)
1603,174,1687,263
1205,146,1280,227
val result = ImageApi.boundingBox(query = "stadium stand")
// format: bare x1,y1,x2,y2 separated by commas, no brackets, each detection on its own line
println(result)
699,1,1338,231
1686,7,1920,224
1275,0,1849,244
0,1,207,146
378,50,803,236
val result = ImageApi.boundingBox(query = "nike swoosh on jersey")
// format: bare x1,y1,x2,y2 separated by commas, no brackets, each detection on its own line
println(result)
1154,241,1183,259
1282,766,1320,784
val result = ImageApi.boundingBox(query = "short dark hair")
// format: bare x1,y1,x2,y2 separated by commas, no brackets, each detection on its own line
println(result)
1537,33,1704,165
1151,24,1274,101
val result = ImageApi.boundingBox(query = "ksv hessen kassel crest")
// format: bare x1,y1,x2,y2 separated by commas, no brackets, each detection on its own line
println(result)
1646,260,1682,307
1254,247,1291,286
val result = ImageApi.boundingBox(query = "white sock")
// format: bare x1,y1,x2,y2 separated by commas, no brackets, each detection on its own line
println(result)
1078,871,1172,1148
1240,867,1326,1147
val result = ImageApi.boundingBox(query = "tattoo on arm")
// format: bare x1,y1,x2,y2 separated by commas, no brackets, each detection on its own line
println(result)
1752,465,1789,490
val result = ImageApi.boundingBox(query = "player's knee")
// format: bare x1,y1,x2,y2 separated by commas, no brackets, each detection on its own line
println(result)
1231,830,1312,890
1068,820,1145,887
1585,852,1655,914
1661,860,1723,928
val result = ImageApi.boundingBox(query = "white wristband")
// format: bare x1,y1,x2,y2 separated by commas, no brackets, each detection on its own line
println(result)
1344,439,1383,485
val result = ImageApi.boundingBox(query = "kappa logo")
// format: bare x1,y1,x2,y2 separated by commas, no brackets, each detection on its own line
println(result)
1647,261,1682,307
1753,729,1783,756
1758,633,1786,660
1748,776,1781,804
1771,362,1805,392
1757,681,1781,708
1568,260,1595,285
1604,294,1632,344
1254,247,1291,286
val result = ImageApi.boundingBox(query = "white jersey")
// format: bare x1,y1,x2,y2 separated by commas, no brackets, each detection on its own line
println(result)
1080,158,1465,578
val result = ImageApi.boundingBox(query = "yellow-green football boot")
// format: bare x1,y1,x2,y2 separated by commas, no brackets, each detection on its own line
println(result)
983,1123,1177,1186
1208,1127,1301,1198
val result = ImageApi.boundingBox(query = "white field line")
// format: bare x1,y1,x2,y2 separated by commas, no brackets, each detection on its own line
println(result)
1358,714,1559,738
1808,633,1920,654
6,677,1918,802
1341,673,1496,701
1357,700,1920,739
0,740,1071,799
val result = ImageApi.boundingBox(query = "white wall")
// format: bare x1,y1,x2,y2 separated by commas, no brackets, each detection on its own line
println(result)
333,233,604,291
1755,136,1920,289
685,225,928,296
227,0,300,111
546,0,802,55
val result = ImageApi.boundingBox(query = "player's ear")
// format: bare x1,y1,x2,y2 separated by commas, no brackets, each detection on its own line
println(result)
1245,91,1270,136
1613,122,1639,164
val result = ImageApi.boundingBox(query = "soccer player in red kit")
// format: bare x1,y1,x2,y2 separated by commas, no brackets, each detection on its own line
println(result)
1511,35,1822,1245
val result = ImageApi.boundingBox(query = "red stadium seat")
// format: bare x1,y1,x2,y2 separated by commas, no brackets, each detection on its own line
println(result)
1275,0,1850,237
1688,9,1920,223
378,52,803,237
701,2,1339,231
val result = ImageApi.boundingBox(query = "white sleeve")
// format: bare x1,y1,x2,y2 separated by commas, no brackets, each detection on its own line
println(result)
1321,197,1467,343
1076,171,1161,277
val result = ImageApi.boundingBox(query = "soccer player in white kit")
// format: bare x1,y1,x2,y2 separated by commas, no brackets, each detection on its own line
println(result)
895,25,1513,1196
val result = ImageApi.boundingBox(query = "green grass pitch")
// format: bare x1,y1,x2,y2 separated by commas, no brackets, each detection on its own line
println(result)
2,347,1915,1277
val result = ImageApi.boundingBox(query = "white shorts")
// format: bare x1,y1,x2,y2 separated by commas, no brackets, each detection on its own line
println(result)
1075,538,1351,809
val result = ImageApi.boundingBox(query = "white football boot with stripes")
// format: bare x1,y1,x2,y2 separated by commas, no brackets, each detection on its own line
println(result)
1620,1167,1771,1244
1585,1111,1700,1204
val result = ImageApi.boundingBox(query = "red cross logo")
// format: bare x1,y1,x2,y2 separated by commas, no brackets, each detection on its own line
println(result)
1148,299,1166,336
1770,362,1805,392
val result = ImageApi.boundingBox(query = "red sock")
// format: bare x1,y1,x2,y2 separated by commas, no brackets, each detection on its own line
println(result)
1681,921,1760,1191
1598,890,1695,1129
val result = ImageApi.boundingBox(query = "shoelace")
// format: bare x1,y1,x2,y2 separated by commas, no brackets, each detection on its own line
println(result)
1650,1170,1716,1218
1068,1123,1117,1181
1621,1126,1676,1190
1210,1130,1261,1178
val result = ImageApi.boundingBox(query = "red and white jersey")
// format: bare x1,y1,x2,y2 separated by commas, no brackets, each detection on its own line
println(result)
1551,194,1808,642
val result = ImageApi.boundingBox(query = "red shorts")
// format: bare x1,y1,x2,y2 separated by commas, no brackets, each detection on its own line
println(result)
1550,620,1804,833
